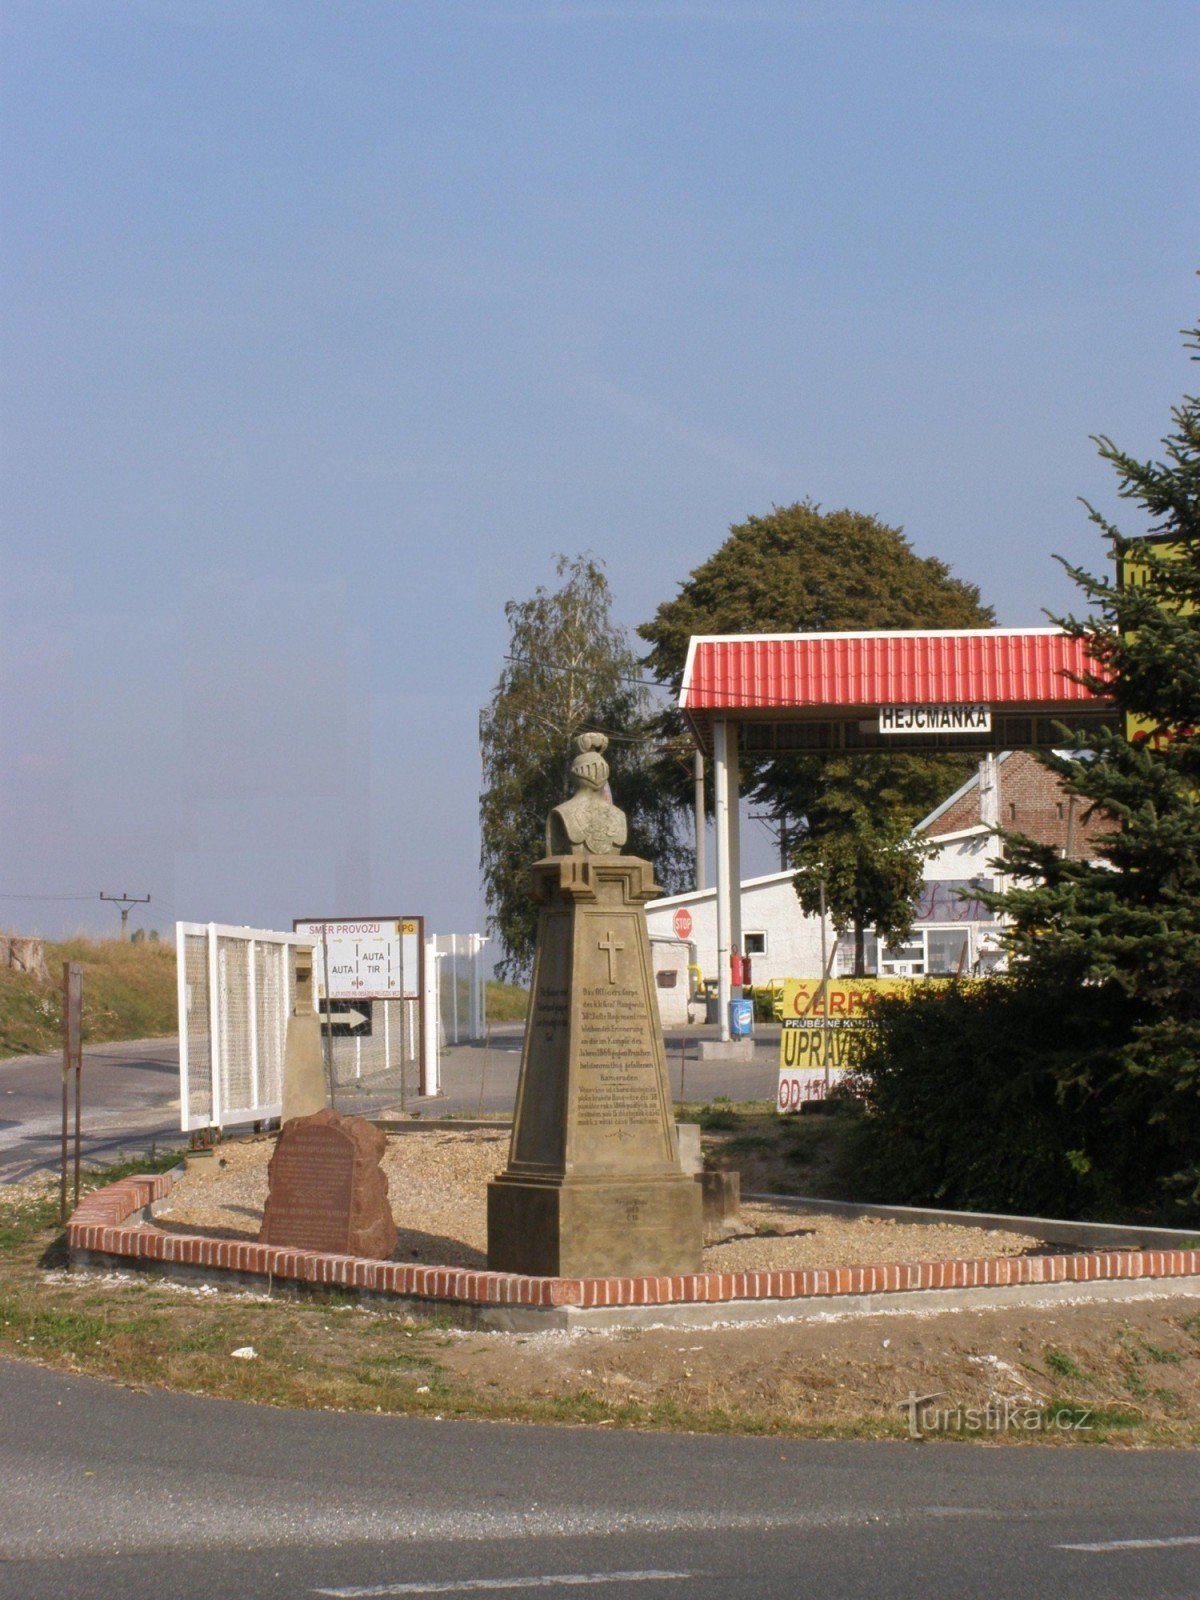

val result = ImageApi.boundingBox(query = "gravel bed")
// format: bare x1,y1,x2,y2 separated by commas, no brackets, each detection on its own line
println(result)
151,1129,1042,1272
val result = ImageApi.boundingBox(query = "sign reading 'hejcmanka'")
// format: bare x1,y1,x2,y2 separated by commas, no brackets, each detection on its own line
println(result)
879,703,991,734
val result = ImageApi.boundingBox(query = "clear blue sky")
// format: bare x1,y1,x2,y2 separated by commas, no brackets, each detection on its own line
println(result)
2,1,1196,945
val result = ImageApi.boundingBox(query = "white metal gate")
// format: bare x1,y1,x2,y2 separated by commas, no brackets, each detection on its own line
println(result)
434,933,487,1044
176,922,312,1132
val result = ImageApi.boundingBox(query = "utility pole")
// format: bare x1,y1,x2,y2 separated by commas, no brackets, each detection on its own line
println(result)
693,750,706,891
99,891,151,941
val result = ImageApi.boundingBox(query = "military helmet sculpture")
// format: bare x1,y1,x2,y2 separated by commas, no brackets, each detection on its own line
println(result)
545,732,629,857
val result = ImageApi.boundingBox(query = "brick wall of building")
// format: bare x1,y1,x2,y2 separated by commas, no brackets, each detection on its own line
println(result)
924,751,1116,859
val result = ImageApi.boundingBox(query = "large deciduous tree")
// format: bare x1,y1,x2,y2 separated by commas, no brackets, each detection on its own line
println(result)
481,555,691,980
639,502,994,964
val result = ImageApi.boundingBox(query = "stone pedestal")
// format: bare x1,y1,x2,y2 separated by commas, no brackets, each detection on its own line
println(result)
487,855,703,1278
280,1010,327,1125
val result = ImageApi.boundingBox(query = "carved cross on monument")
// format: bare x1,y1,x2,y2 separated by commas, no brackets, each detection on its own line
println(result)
598,929,624,983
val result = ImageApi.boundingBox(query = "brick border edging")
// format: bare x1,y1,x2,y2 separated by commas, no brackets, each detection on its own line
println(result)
66,1172,1200,1312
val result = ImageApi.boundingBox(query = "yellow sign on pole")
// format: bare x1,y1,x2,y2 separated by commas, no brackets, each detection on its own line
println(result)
777,976,915,1112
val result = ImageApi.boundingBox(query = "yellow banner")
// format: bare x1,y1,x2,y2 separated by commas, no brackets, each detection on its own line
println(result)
780,976,910,1025
778,977,924,1094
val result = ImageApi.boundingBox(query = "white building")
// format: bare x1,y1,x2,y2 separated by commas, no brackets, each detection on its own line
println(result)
645,772,1012,1003
645,872,830,996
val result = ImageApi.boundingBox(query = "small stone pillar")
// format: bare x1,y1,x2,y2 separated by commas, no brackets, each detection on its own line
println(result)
281,943,326,1125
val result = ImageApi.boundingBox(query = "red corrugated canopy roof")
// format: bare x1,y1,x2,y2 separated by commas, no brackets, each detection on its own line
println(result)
680,629,1108,712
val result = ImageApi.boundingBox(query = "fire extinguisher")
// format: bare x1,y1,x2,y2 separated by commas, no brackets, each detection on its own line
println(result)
731,949,744,988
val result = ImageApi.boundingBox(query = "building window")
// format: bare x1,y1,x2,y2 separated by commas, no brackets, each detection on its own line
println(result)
836,932,879,975
926,928,971,975
743,932,767,956
880,939,925,976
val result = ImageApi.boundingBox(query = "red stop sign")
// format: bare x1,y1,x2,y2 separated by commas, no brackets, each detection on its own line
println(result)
673,907,693,940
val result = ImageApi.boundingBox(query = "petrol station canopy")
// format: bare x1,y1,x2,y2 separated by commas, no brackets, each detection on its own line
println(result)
679,627,1116,755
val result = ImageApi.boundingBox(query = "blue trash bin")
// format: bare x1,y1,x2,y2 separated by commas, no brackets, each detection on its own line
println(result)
729,998,754,1038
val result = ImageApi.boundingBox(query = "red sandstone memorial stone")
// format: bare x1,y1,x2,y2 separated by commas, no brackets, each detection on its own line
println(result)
259,1107,397,1259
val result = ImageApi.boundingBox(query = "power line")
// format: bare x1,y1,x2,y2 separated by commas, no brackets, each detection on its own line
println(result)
502,653,674,693
0,892,101,902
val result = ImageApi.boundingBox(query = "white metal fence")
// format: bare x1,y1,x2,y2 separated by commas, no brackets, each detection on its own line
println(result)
177,922,311,1133
433,934,487,1045
177,925,488,1128
324,995,424,1103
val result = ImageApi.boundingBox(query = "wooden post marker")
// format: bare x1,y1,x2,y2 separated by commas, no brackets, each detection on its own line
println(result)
60,962,83,1222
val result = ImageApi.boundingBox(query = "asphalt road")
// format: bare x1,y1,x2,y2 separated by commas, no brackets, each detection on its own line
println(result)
0,1028,783,1183
427,1026,782,1119
1,1357,1197,1599
0,1038,185,1184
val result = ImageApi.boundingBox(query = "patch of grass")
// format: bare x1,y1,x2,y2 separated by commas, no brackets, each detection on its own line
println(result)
1045,1348,1091,1383
1055,1403,1141,1434
485,982,528,1023
725,1134,775,1154
1118,1329,1185,1402
694,1107,740,1132
680,1100,865,1201
1139,1341,1182,1365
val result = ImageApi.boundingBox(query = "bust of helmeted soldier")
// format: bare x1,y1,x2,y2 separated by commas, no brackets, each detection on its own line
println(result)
546,732,628,858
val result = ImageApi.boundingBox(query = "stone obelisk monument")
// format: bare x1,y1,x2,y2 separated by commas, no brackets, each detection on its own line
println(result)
487,733,703,1278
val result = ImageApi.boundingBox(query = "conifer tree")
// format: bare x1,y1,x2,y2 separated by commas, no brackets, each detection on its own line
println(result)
991,323,1200,1208
856,320,1200,1221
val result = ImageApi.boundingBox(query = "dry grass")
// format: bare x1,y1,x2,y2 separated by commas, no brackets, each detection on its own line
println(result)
0,937,177,1058
1,1167,1198,1443
485,981,529,1022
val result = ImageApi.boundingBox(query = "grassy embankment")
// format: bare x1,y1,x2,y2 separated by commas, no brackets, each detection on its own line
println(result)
0,938,178,1060
0,945,528,1059
484,980,528,1022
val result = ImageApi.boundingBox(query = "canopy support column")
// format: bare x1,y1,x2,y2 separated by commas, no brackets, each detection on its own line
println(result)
693,750,706,891
713,720,731,1041
729,744,742,997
